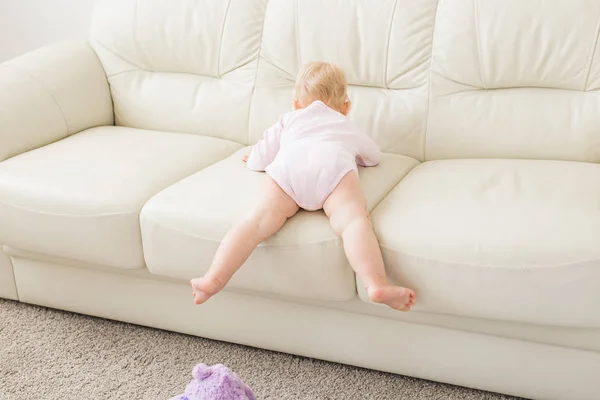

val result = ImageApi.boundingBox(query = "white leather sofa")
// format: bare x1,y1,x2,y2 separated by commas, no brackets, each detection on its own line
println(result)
1,1,599,398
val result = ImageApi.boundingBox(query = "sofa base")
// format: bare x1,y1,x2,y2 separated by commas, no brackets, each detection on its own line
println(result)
10,256,600,400
0,246,17,300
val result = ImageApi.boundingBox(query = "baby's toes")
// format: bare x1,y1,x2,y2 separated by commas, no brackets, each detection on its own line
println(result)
408,291,416,305
193,291,208,305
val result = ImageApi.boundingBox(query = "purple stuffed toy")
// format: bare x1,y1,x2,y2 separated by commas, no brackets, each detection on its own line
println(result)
171,363,256,400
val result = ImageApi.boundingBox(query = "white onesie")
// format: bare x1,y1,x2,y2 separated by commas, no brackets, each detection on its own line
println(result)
246,100,381,211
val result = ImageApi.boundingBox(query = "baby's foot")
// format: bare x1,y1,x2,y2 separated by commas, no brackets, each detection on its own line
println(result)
367,284,416,311
190,276,223,305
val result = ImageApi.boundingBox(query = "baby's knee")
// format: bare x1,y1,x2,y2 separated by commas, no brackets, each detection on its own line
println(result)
347,203,369,222
349,211,371,229
330,207,370,236
246,206,285,231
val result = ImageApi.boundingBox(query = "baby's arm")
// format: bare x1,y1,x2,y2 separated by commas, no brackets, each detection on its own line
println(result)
246,119,283,171
356,134,382,167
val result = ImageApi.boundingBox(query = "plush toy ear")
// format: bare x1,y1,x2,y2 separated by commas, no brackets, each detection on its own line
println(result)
192,363,212,381
245,386,257,400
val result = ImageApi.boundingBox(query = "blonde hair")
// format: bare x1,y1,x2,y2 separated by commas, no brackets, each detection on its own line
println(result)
295,62,348,111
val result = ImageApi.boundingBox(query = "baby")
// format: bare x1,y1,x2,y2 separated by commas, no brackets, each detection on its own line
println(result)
191,62,416,311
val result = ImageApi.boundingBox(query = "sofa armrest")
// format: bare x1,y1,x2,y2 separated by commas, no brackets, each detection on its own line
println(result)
0,41,113,162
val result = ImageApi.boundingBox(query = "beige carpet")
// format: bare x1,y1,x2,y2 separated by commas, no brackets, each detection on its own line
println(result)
0,299,522,400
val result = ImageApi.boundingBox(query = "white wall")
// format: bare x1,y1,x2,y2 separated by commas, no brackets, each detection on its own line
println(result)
0,0,97,63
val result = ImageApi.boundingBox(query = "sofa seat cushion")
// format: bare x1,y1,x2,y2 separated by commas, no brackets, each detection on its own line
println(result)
0,126,242,269
140,148,419,301
366,159,600,327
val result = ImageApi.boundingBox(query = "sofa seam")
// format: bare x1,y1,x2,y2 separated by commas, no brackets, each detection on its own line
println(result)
295,0,301,69
345,82,428,95
246,0,270,146
105,64,427,94
378,243,600,271
433,86,600,100
108,68,237,81
368,160,420,214
91,40,145,75
383,0,399,89
217,57,258,77
6,65,70,137
583,11,600,91
141,213,341,248
0,196,135,218
106,69,142,80
5,252,21,300
430,72,481,97
473,0,486,90
96,39,253,80
86,41,117,127
217,0,233,78
422,0,441,162
258,55,295,80
12,274,20,300
134,0,152,70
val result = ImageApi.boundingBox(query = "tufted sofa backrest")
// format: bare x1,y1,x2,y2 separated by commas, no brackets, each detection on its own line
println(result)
427,0,600,162
90,0,600,163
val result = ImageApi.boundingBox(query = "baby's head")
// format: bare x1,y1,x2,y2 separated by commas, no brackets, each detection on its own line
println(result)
294,62,351,115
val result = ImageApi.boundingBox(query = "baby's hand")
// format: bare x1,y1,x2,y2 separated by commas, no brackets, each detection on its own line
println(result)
242,155,248,163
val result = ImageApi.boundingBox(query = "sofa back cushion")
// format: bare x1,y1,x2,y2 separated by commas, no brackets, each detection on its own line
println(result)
91,0,600,163
249,0,437,161
90,0,437,160
90,0,267,144
426,0,600,162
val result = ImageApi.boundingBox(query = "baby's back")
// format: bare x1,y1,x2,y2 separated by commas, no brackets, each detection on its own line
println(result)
265,101,366,210
279,101,361,157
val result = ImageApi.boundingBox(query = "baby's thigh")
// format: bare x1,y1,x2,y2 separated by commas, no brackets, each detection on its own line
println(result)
250,176,299,218
323,173,368,229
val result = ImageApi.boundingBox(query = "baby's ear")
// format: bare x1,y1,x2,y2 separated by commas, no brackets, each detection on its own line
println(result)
341,100,352,116
293,99,302,110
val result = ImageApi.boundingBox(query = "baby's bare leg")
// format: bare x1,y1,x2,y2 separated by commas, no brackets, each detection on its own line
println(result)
323,172,416,311
191,177,299,304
